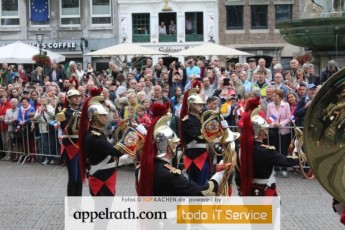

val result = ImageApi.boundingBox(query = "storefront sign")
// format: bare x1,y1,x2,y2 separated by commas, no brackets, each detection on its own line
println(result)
30,42,77,49
159,46,190,53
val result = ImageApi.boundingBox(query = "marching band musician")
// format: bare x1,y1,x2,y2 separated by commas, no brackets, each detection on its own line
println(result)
238,97,298,196
136,103,227,196
56,76,82,196
78,88,123,196
179,80,211,186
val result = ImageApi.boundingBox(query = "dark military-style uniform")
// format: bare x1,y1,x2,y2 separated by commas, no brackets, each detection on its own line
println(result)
251,141,297,196
58,106,82,196
182,113,210,186
135,157,217,196
84,127,123,196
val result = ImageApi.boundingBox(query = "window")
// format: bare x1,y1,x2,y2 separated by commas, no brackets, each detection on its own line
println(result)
251,5,268,29
60,0,80,25
275,4,292,22
158,12,177,42
0,0,19,26
185,12,203,41
91,0,111,25
226,6,243,30
132,13,150,43
30,0,49,26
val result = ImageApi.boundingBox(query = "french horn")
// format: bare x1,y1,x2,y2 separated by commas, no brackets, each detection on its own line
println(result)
200,110,240,195
290,120,314,179
304,67,345,205
114,119,146,158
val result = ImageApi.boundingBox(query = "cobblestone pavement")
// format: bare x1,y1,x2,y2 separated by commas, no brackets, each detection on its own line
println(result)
0,161,343,230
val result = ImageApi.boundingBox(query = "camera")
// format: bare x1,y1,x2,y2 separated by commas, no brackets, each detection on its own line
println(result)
175,62,181,69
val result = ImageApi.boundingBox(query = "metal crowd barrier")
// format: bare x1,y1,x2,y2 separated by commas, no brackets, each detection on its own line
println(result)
0,120,61,165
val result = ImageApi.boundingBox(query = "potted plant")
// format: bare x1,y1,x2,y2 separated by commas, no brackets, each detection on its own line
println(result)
32,53,51,66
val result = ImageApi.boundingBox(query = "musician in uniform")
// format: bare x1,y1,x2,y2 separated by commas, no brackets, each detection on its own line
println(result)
238,97,298,196
181,94,210,186
78,88,123,196
56,77,82,196
137,103,227,196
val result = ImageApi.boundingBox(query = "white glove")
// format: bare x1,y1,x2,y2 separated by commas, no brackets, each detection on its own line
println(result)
135,124,147,135
221,120,228,129
211,160,225,185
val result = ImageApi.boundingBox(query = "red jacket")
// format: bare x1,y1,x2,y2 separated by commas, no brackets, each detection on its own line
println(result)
0,101,11,130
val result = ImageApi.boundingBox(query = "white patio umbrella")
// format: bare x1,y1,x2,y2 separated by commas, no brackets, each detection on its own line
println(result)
84,42,165,56
173,42,252,56
0,41,65,63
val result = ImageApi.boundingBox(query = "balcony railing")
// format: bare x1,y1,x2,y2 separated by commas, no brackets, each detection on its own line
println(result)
185,34,204,42
159,35,177,42
132,35,150,43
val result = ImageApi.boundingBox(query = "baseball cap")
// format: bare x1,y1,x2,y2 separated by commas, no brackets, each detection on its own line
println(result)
307,83,317,89
23,89,30,94
248,58,256,63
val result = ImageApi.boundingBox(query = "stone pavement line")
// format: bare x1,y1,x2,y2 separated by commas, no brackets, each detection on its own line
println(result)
0,162,343,229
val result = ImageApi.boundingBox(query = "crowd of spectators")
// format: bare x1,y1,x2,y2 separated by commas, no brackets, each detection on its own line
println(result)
0,57,340,172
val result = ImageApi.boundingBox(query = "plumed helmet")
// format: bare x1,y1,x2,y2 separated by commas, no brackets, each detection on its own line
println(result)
251,107,269,138
187,94,205,107
154,115,180,155
87,104,108,121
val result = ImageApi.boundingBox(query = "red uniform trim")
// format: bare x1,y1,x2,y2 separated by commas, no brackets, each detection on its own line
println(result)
88,171,117,196
183,151,208,171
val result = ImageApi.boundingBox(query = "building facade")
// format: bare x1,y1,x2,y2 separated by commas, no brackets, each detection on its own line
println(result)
0,0,119,71
117,0,219,65
219,0,302,67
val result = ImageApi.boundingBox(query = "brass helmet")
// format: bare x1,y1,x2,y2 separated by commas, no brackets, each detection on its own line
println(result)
250,107,269,138
87,95,107,121
154,114,180,156
66,76,81,102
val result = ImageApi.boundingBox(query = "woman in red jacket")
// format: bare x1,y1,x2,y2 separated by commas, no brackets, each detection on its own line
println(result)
0,95,11,160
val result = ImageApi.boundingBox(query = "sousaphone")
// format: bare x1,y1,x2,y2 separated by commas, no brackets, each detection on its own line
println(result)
304,67,345,205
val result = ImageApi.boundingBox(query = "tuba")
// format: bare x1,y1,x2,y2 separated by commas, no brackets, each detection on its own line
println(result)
304,67,345,205
200,110,240,195
114,119,146,158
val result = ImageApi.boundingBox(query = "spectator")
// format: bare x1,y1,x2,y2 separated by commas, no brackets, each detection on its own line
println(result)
289,59,299,78
136,105,151,130
10,88,20,101
129,79,137,90
294,68,307,86
230,73,245,99
136,91,146,104
168,20,176,35
246,58,257,82
170,86,182,112
185,16,193,34
0,95,11,160
238,70,252,94
272,73,289,98
320,60,339,84
306,63,320,86
18,65,28,86
158,21,166,35
65,61,77,79
287,92,298,116
1,63,12,86
169,72,185,98
296,82,307,100
220,90,237,127
151,85,170,105
253,58,272,81
294,83,317,126
31,66,44,84
18,97,36,162
266,89,291,177
251,68,269,97
4,98,19,161
48,63,64,88
34,96,56,165
269,57,279,75
124,93,139,119
75,63,84,81
186,57,200,87
206,96,220,112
